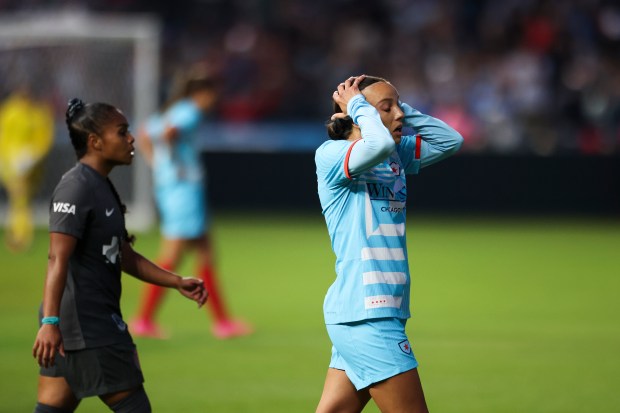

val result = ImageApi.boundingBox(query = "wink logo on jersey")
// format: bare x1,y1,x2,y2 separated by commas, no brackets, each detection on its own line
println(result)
366,182,407,203
52,202,76,215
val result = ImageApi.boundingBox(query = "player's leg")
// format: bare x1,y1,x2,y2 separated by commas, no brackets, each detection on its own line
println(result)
369,368,429,413
86,343,150,412
100,387,151,413
5,175,34,251
188,183,244,334
34,376,80,412
194,234,252,338
130,237,185,338
316,368,370,413
194,234,225,320
326,318,424,412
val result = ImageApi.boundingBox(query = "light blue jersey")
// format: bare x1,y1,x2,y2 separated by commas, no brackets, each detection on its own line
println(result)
145,99,209,238
316,94,463,325
145,99,204,189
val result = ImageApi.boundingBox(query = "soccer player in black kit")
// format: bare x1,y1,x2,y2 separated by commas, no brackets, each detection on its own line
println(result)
31,98,208,413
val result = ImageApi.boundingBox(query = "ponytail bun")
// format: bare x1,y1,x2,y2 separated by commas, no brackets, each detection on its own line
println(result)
66,98,85,124
326,115,354,140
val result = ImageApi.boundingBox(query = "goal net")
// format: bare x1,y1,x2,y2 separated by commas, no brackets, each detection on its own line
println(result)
0,11,159,231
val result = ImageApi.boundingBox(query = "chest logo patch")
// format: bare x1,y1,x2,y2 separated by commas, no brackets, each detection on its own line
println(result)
102,236,120,264
105,208,114,217
390,162,401,176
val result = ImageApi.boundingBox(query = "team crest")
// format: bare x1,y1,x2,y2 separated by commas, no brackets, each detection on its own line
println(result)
398,339,412,355
390,162,400,176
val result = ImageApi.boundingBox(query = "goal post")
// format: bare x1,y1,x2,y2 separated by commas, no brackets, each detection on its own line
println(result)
0,11,160,231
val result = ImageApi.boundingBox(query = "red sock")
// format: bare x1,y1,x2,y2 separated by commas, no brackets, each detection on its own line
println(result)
200,265,229,322
137,262,172,321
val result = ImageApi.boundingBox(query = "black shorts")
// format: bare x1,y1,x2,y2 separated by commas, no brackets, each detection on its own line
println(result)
40,342,144,399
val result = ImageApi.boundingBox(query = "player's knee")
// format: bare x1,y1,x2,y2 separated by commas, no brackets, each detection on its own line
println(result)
109,387,151,413
33,402,75,413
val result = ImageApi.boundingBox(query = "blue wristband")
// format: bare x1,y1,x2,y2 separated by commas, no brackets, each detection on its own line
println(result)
41,316,60,326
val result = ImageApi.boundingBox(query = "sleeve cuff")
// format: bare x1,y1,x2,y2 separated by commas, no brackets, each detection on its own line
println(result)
346,94,366,122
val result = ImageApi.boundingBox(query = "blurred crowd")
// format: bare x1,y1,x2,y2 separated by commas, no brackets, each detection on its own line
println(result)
1,0,620,155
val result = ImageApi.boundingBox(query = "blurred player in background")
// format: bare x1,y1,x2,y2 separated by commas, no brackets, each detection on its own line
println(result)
0,87,54,251
130,64,252,339
32,98,207,412
315,75,463,412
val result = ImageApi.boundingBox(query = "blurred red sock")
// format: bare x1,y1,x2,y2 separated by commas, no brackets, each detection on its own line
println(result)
200,265,228,322
137,262,172,321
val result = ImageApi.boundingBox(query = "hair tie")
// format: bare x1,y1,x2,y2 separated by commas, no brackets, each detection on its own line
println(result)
66,98,85,121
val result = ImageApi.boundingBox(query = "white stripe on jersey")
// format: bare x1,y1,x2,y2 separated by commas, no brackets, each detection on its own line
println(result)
364,295,403,309
362,271,407,285
365,188,406,238
361,247,405,261
370,223,405,237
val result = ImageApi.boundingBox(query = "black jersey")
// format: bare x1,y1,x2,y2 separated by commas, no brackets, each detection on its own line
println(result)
47,163,132,350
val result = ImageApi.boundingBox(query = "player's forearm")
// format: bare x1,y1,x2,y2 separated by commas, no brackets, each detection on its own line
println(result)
121,244,181,288
41,257,68,317
401,102,463,167
347,94,396,175
137,130,154,166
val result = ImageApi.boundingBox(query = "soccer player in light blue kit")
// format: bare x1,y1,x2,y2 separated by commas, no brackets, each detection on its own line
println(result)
131,66,252,339
315,75,463,413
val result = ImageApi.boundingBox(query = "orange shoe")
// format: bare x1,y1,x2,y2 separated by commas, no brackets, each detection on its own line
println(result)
129,318,169,339
212,319,253,339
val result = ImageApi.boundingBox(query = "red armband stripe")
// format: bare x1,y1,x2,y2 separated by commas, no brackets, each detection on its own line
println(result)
344,139,362,180
415,134,422,160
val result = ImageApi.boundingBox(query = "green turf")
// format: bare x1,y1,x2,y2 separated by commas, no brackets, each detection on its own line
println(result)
1,213,619,412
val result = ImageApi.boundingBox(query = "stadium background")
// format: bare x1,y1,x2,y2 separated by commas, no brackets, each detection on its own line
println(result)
0,1,618,412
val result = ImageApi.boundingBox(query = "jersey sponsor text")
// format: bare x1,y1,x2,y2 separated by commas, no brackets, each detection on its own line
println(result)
366,182,406,202
52,202,76,214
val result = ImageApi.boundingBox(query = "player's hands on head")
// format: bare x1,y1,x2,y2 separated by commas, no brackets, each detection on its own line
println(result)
32,325,64,368
178,277,208,308
332,75,366,117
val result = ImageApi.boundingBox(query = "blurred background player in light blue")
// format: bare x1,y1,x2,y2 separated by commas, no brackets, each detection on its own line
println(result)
0,86,54,252
130,64,252,339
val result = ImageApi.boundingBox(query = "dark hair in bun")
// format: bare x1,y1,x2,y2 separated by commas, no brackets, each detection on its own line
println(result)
65,97,119,160
325,75,388,140
326,116,354,140
66,98,84,122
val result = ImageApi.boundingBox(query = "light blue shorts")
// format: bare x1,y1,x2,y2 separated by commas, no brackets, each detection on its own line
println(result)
326,317,418,390
155,181,209,239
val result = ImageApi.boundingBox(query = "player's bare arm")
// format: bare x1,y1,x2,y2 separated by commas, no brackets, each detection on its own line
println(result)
121,240,207,307
32,233,76,367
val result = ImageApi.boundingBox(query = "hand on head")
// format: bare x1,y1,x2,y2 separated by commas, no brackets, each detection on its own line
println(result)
332,75,366,117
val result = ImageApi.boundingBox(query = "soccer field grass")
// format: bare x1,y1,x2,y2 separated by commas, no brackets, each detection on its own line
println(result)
1,213,619,412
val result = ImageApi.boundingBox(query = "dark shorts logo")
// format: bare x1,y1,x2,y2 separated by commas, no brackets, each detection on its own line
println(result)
111,313,127,331
398,339,412,355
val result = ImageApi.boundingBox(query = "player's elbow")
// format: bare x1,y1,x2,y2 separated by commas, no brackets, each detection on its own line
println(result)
447,130,464,154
